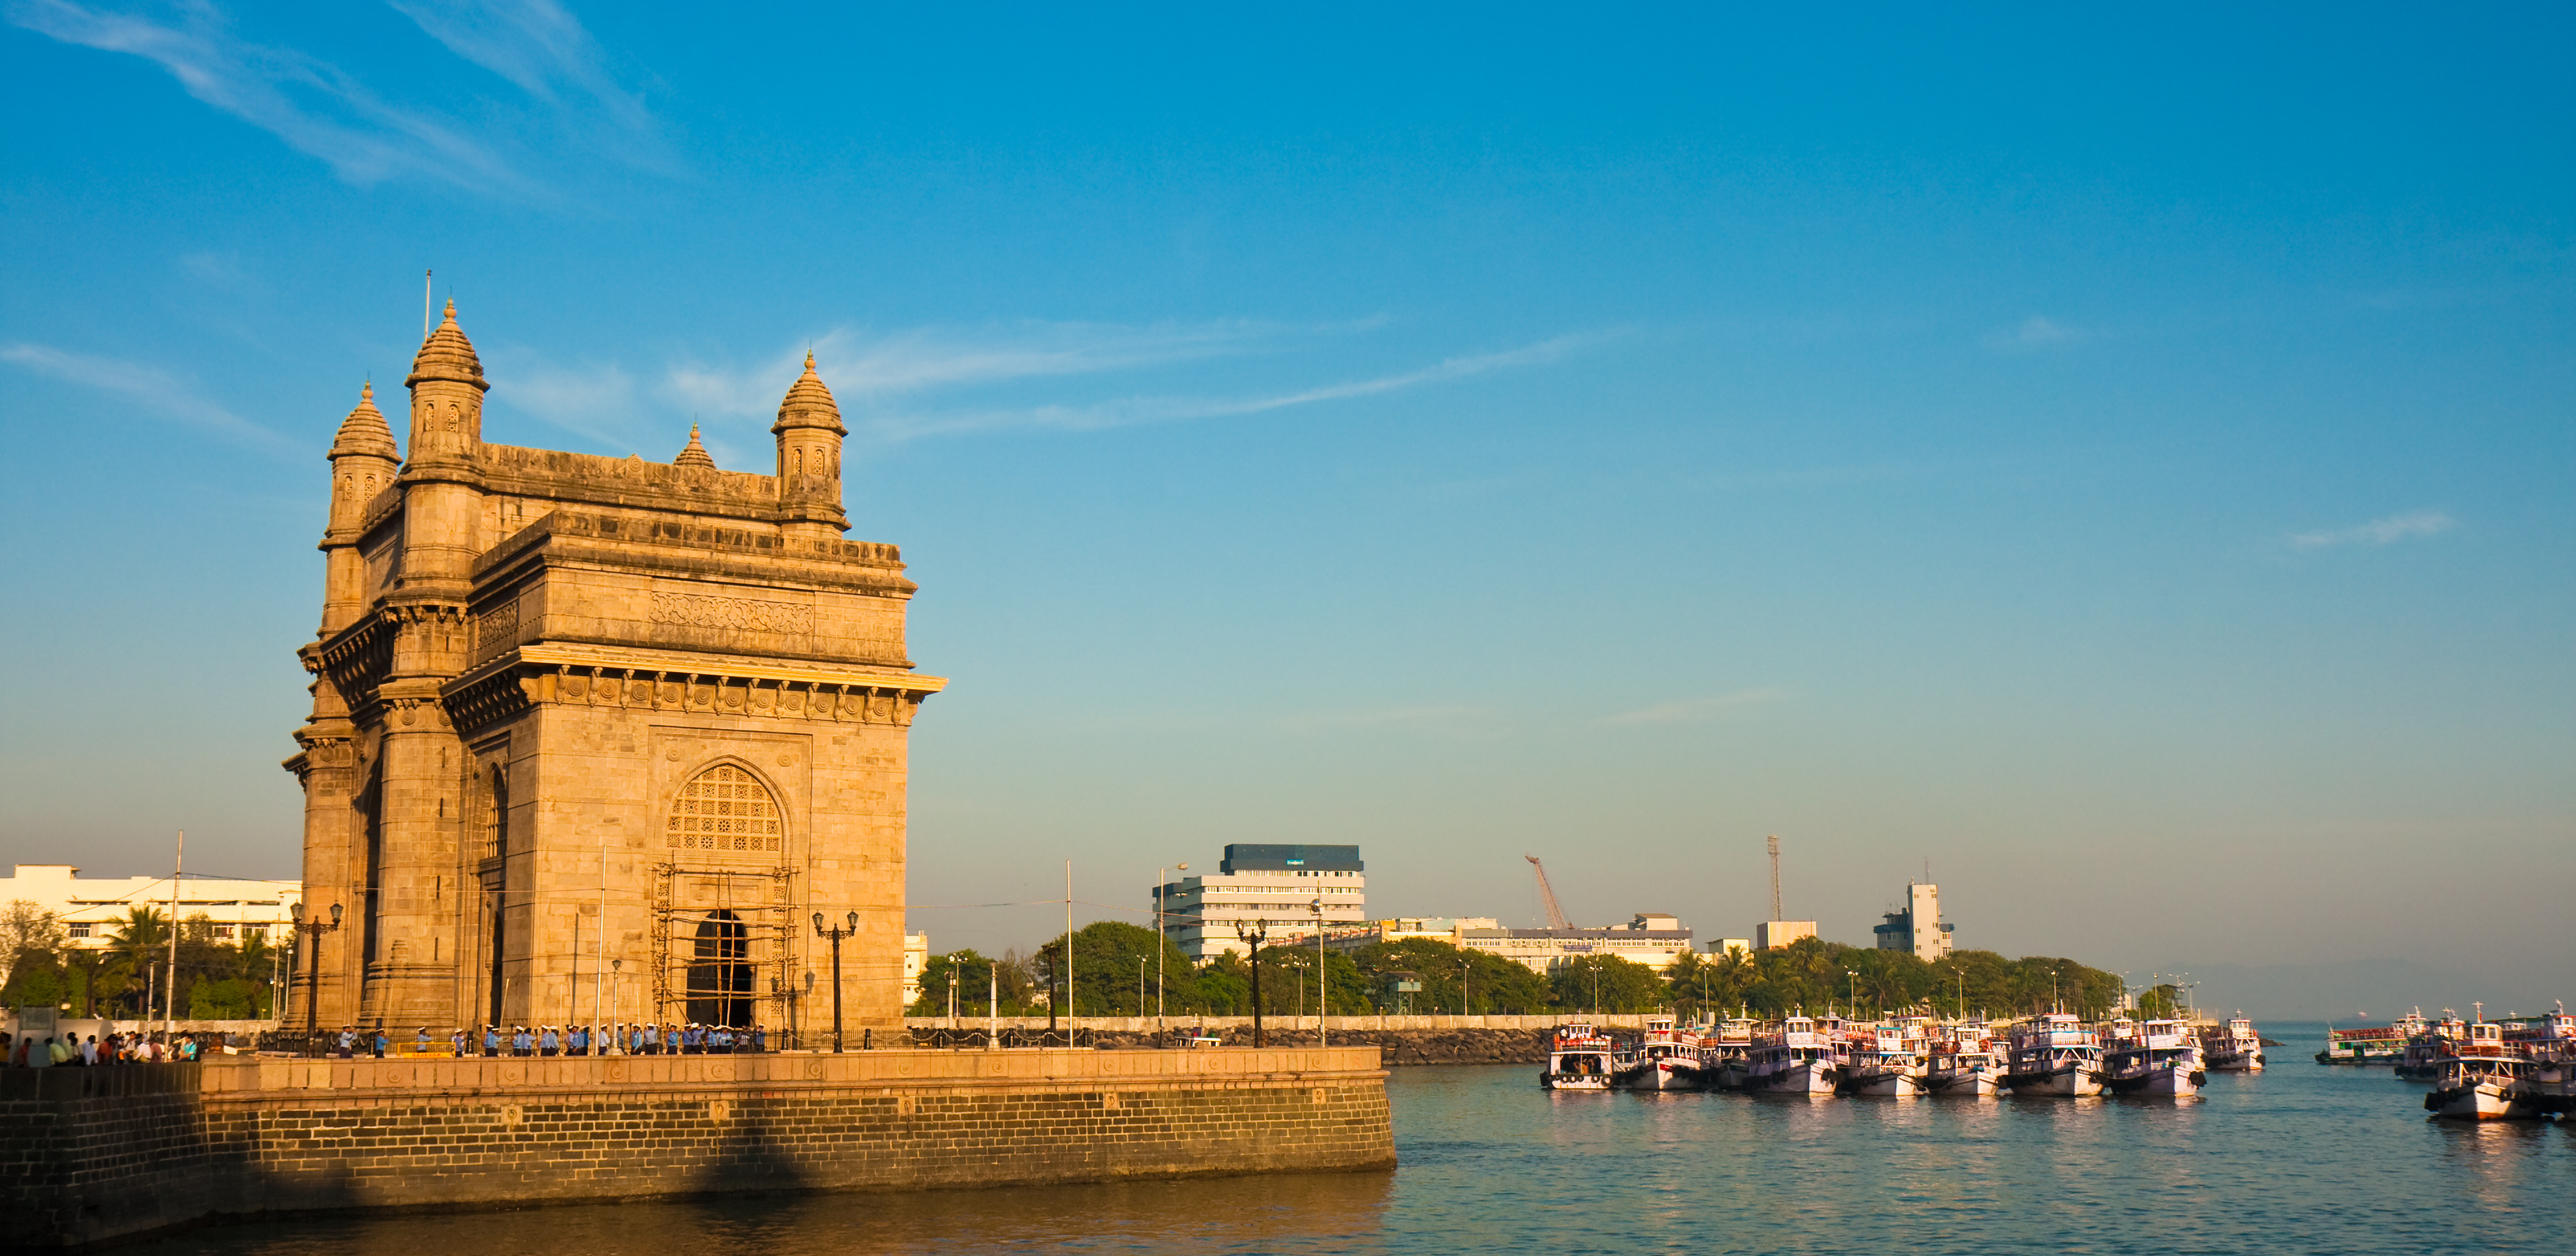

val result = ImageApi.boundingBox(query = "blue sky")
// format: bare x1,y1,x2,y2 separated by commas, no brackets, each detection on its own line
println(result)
2,2,2568,1015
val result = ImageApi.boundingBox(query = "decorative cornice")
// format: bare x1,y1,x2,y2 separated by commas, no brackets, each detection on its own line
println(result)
441,643,945,737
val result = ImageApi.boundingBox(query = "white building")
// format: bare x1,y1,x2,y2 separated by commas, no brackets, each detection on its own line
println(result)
1156,844,1367,961
1461,913,1695,975
1,864,302,948
902,931,930,1004
1321,917,1499,955
1756,920,1816,950
1872,881,1954,962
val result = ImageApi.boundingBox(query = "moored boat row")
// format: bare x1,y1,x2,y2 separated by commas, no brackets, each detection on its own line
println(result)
1543,1009,2232,1101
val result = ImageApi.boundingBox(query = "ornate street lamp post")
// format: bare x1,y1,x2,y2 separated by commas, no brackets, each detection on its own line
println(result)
289,901,343,1040
1233,917,1269,1047
813,911,858,1053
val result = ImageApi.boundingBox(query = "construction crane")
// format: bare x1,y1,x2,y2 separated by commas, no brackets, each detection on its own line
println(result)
1525,855,1574,930
1768,834,1783,922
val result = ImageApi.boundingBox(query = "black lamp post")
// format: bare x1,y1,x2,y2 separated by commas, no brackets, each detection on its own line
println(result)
813,911,857,1053
289,901,343,1040
1232,918,1269,1047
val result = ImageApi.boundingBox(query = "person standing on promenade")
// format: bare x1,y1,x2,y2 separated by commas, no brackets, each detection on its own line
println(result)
335,1026,354,1059
371,1027,388,1059
539,1025,558,1056
751,1023,767,1053
511,1026,531,1057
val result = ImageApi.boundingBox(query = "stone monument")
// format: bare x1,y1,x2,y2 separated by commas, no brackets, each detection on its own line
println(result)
284,302,943,1035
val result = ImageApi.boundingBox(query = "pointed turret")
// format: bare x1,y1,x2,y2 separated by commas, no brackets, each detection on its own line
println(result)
772,350,847,540
406,298,486,390
330,381,399,461
674,423,716,470
321,381,401,632
403,298,489,467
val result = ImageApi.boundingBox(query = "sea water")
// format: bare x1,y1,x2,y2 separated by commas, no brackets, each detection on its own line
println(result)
129,1025,2572,1255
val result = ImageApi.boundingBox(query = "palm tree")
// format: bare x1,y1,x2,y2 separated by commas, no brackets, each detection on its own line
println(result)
107,906,170,1017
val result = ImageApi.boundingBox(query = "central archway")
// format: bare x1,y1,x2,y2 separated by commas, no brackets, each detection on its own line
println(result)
687,910,754,1028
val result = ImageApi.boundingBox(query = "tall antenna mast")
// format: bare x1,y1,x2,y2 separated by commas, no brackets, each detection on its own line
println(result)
422,269,434,339
1524,855,1573,931
1768,834,1783,921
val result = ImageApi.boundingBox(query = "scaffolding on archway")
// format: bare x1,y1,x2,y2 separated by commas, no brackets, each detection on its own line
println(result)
650,862,801,1026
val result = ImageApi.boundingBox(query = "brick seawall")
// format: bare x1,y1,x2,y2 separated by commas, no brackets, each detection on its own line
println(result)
1,1048,1392,1249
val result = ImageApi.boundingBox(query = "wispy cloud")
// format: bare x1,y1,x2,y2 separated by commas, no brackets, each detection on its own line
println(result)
2289,509,2458,551
0,341,297,456
487,353,645,450
662,320,1300,422
7,0,531,192
7,0,659,195
1598,688,1790,727
387,0,669,169
1983,314,2084,353
874,331,1613,441
1273,705,1510,738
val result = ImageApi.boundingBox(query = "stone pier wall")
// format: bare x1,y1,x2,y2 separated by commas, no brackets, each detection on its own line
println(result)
1,1047,1391,1249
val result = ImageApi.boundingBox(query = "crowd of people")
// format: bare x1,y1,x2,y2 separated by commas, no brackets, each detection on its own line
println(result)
3,1029,217,1066
314,1021,776,1059
1,1020,793,1065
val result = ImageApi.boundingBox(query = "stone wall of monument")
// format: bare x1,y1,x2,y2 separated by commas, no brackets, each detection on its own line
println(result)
2,1047,1392,1249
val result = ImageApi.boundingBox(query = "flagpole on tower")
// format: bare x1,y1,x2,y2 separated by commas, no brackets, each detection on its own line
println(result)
423,269,434,339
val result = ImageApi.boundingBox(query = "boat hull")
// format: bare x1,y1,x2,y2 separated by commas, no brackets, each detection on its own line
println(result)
2425,1081,2538,1121
1748,1059,1838,1096
1541,1070,1613,1091
1926,1067,1999,1097
1613,1057,1706,1091
2108,1066,2204,1098
2005,1064,2103,1097
1840,1068,1924,1097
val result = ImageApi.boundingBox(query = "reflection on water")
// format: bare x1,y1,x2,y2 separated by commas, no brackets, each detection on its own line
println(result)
131,1026,2570,1256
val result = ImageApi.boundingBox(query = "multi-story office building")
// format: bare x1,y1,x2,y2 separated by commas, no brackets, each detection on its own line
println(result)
1,864,304,948
1155,844,1367,961
1461,913,1695,974
1872,881,1954,961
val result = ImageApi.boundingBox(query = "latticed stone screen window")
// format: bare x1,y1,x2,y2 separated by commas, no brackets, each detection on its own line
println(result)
667,764,785,851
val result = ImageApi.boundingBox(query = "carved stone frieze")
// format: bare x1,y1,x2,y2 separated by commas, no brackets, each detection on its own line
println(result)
651,590,814,636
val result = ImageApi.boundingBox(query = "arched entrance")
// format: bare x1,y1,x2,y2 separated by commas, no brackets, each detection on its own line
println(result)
687,910,754,1027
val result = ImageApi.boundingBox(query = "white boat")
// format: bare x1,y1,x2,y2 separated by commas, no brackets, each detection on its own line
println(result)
1745,1015,1839,1096
2504,1004,2575,1117
1541,1023,1616,1090
2423,1016,2538,1121
1925,1020,2002,1096
2106,1018,2206,1098
2198,1015,2265,1073
1697,1015,1758,1091
2004,1012,2103,1097
1613,1015,1708,1091
1838,1023,1926,1097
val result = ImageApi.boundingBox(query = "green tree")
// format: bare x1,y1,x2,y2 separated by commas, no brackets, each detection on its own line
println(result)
107,907,171,1017
1549,953,1666,1014
1345,938,1550,1014
2136,982,2184,1019
1,900,68,1008
1035,920,1200,1017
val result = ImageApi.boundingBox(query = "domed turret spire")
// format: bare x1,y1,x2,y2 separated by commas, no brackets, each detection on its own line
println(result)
772,350,847,539
406,298,486,391
330,381,399,460
674,423,716,470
